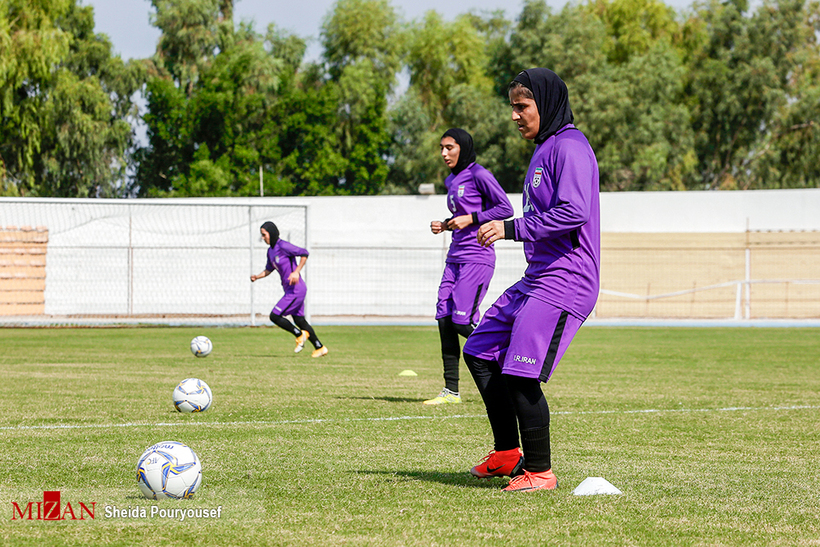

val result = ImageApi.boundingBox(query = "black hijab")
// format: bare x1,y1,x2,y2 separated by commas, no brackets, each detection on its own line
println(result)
260,221,279,246
512,68,574,145
442,128,477,175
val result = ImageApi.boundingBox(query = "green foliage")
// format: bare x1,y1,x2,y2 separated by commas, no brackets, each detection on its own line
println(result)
270,67,348,196
138,2,282,197
0,0,142,197
588,0,680,64
2,0,819,196
575,44,697,191
150,0,229,95
388,10,528,193
321,0,402,82
320,0,401,194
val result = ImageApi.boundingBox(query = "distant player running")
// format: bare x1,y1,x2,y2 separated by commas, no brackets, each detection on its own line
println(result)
463,68,600,491
251,221,328,358
425,128,513,405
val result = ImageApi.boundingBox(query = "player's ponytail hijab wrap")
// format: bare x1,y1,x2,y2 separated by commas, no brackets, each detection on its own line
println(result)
513,68,574,145
260,221,279,246
442,128,477,175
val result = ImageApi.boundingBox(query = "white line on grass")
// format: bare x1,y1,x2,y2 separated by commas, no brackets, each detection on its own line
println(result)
1,404,817,432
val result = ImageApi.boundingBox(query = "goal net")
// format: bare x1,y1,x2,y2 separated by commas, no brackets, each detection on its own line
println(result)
0,199,307,324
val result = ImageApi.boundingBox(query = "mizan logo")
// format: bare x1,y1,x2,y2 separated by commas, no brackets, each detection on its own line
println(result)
11,491,95,521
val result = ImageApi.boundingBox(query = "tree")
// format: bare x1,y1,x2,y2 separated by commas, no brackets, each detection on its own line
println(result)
320,0,401,194
574,44,697,191
684,0,783,189
741,0,820,188
388,10,520,193
587,0,680,64
150,0,231,95
0,0,143,197
269,66,348,196
136,20,285,197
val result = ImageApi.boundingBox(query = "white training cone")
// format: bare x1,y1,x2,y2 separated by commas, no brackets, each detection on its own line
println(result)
572,477,623,496
398,370,418,376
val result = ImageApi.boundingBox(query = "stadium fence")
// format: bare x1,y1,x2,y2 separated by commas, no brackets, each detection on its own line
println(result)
1,198,819,325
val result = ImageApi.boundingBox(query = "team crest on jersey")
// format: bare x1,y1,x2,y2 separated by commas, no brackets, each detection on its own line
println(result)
274,255,280,264
532,167,543,188
457,185,465,197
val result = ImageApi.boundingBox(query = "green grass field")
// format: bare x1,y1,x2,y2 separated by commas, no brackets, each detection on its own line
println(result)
1,325,819,546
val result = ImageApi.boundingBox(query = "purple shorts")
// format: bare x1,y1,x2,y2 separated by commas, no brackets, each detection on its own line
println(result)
435,262,494,325
272,282,307,317
463,286,584,382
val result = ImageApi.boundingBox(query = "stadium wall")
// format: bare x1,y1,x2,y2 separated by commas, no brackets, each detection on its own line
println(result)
1,189,819,324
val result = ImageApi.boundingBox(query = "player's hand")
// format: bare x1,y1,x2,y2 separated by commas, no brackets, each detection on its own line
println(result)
431,220,445,234
288,272,299,285
477,220,505,247
250,275,257,282
446,214,473,231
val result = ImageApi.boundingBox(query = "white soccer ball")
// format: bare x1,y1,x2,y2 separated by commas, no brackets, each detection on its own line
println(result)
173,378,213,413
190,335,212,357
136,441,202,500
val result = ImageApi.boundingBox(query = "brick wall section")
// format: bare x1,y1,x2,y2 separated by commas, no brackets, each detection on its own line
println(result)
0,226,48,315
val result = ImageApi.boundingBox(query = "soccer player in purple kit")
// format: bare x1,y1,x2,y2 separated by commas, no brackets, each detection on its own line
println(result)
463,68,600,492
250,221,328,358
424,128,513,405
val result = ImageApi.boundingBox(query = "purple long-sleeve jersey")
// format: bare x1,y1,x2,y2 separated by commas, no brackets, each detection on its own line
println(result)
265,239,309,292
445,163,513,266
507,125,600,320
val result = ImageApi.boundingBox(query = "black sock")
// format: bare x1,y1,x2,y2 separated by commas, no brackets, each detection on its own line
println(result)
464,353,519,451
520,426,552,472
438,317,460,392
505,375,551,472
270,313,301,337
293,316,322,348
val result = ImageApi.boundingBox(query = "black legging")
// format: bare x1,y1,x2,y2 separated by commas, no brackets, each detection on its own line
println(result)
464,353,552,472
438,316,474,392
293,315,322,349
269,312,323,349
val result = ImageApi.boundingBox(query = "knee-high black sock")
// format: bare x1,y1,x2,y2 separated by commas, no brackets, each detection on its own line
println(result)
270,312,301,337
464,353,519,451
438,317,460,392
505,374,551,472
293,316,322,349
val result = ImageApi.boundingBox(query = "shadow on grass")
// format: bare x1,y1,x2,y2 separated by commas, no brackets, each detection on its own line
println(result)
336,396,427,403
353,469,505,489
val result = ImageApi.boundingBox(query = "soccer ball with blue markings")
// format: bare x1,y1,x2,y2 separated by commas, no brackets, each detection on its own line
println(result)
136,441,202,500
173,378,213,413
190,336,212,357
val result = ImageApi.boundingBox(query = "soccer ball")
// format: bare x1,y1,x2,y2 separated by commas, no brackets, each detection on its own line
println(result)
173,378,213,413
190,335,212,357
136,441,202,500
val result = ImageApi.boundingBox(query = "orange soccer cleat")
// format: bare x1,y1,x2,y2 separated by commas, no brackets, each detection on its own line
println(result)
294,331,309,353
502,469,558,492
311,346,329,358
470,448,524,479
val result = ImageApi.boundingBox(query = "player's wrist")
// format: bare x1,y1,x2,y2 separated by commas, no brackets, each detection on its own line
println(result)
503,220,516,240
